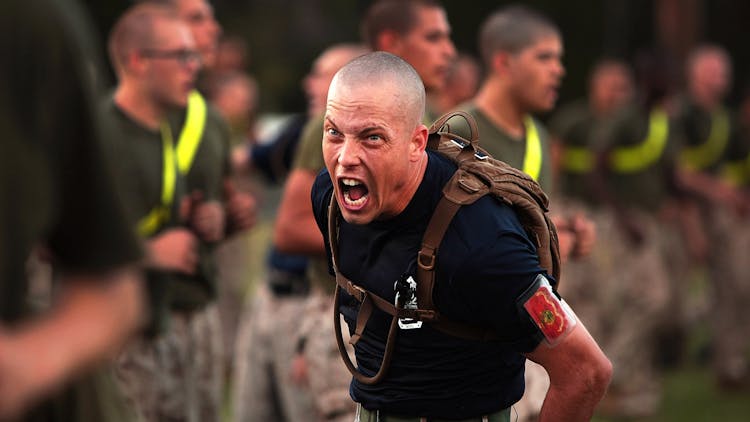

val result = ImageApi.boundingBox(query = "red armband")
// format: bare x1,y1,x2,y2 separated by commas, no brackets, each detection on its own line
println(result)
521,274,577,347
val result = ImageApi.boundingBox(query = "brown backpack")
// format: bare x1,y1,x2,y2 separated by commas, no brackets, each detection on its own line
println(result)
328,111,561,384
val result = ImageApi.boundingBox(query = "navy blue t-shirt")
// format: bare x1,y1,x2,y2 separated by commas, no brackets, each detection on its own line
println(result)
312,150,546,418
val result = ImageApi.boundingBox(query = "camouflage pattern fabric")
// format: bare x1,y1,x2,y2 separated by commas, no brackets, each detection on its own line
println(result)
298,289,357,422
559,204,670,418
705,205,750,385
115,305,223,422
232,285,315,421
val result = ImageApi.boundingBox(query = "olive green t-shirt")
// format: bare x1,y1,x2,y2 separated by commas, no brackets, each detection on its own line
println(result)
548,99,604,205
101,98,187,328
293,113,326,172
455,103,554,192
167,101,232,308
0,3,142,325
1,1,142,420
674,98,739,175
168,102,232,201
291,114,334,290
598,104,682,212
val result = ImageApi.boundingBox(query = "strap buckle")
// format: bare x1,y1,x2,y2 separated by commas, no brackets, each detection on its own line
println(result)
417,251,435,271
347,281,366,302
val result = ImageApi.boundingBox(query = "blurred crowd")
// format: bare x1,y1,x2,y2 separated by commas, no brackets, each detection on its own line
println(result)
2,0,749,421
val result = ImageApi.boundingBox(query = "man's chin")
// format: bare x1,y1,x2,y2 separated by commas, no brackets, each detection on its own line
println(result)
340,209,373,226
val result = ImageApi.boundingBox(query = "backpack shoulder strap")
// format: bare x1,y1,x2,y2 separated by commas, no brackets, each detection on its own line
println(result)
414,112,561,338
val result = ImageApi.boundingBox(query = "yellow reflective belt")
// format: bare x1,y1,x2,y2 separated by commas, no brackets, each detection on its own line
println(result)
679,108,729,171
523,116,542,181
609,108,669,173
562,145,595,174
176,90,207,175
137,123,177,237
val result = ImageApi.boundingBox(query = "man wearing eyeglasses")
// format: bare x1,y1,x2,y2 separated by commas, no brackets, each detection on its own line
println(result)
102,3,226,421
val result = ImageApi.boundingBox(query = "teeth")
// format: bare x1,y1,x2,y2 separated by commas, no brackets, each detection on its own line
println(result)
344,191,368,207
342,178,361,186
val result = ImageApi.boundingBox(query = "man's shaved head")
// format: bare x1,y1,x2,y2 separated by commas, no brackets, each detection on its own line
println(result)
108,3,178,74
330,51,426,127
479,5,560,67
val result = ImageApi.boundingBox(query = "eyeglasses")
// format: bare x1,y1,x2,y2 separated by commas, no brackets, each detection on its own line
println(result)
140,49,202,67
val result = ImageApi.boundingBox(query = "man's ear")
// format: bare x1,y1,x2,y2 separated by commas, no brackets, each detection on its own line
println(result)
410,124,429,161
128,50,148,74
377,30,403,55
491,50,512,76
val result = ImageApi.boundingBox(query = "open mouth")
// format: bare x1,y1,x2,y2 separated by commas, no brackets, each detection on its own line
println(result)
340,178,369,208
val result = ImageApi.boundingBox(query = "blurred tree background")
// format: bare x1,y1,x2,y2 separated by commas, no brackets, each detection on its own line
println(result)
83,0,750,114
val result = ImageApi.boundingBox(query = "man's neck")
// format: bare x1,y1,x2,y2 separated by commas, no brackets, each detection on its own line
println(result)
474,78,526,138
113,83,165,131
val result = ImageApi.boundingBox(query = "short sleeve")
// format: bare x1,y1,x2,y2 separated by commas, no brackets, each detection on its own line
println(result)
435,198,546,352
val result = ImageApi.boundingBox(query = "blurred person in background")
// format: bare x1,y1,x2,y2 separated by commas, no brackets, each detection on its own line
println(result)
454,8,597,419
103,4,227,421
232,43,368,422
431,52,483,115
583,47,691,418
550,59,635,202
674,44,750,391
0,0,145,420
141,0,260,400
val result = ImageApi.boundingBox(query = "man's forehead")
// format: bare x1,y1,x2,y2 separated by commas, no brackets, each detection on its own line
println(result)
153,19,192,45
325,99,394,128
177,0,212,16
411,6,449,33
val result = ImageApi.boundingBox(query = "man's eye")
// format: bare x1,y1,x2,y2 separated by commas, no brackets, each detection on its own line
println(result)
367,134,382,141
326,128,340,137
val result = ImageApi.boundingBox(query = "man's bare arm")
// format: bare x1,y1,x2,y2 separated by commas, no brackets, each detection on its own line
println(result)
274,169,326,256
0,268,144,418
525,315,612,422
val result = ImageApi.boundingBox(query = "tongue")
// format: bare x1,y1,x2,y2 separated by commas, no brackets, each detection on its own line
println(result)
348,185,367,201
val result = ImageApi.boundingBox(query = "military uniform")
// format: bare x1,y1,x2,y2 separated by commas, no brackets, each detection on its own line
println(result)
103,97,223,422
548,99,604,204
0,1,142,420
675,99,750,387
233,114,354,421
582,103,681,416
461,103,554,192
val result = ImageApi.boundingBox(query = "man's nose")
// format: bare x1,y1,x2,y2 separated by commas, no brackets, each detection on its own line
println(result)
444,39,457,60
337,139,361,167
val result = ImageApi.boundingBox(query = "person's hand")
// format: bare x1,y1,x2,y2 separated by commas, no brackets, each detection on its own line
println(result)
231,145,250,174
224,180,257,232
148,228,199,274
190,198,226,243
552,216,574,263
570,213,596,259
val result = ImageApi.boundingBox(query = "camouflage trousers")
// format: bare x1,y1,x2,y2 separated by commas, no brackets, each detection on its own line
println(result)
233,284,315,421
298,289,357,422
115,305,224,422
555,204,671,418
232,285,355,422
704,205,750,384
